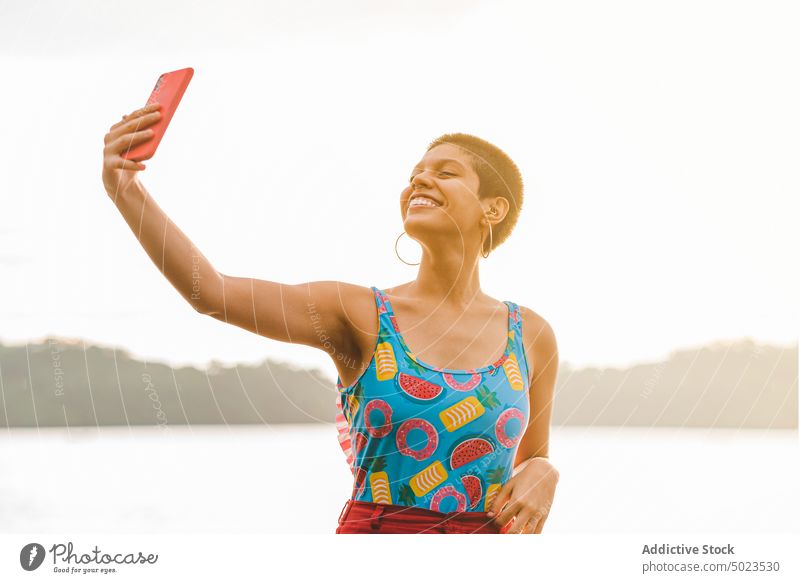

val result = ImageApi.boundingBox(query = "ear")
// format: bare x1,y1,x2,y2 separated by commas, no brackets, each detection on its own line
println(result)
482,196,509,225
488,196,510,222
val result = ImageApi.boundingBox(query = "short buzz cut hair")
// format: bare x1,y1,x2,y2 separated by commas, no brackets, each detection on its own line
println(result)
426,133,524,252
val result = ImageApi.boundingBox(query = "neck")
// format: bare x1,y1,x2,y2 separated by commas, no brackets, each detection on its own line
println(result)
405,243,486,308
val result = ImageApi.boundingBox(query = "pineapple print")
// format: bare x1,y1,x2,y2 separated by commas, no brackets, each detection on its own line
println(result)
502,331,525,391
375,331,398,381
438,384,501,432
346,381,364,420
369,455,392,504
402,350,427,376
484,465,506,511
409,460,448,497
398,482,416,506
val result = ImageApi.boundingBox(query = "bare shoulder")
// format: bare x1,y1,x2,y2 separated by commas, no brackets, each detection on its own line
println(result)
303,281,378,338
518,305,557,347
333,282,379,332
518,305,559,380
327,283,382,376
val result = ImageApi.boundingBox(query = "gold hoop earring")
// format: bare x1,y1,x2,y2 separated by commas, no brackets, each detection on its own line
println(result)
481,209,496,259
395,231,421,266
481,223,493,258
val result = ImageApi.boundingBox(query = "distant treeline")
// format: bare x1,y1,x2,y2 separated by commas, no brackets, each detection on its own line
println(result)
552,340,796,429
0,337,795,429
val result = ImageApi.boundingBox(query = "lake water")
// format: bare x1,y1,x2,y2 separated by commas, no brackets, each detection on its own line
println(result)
1,425,797,534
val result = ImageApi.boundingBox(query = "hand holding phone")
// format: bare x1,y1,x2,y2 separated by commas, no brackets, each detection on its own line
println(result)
121,67,194,162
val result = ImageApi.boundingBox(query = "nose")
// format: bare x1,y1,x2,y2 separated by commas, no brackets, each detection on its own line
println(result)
410,171,433,190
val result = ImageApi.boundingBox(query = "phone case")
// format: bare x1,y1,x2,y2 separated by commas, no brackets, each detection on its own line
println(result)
122,67,194,162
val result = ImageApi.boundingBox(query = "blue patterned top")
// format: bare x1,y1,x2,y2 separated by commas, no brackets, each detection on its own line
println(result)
335,286,531,513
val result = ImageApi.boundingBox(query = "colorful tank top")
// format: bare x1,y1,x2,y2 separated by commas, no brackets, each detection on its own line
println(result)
334,286,531,513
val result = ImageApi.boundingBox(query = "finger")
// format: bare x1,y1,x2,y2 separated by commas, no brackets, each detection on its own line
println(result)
517,519,533,535
107,111,162,144
107,129,154,157
104,117,159,151
488,485,512,517
107,111,161,143
110,102,162,131
499,516,514,534
527,505,549,534
494,499,520,529
508,511,533,534
107,156,146,172
109,109,156,133
533,514,547,534
521,514,541,534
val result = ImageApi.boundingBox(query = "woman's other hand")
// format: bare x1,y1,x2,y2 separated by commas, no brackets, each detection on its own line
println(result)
488,457,559,534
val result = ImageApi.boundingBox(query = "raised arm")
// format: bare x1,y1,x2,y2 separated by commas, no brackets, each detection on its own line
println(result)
100,102,356,354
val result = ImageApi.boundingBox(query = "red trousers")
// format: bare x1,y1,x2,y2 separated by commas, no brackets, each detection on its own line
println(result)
335,499,510,534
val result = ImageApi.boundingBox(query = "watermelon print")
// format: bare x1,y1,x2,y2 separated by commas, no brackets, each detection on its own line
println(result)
459,472,484,509
334,286,531,513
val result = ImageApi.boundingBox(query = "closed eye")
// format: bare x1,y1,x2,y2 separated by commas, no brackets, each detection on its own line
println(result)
408,171,456,183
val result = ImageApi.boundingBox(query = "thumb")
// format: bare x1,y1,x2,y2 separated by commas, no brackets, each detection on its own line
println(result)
487,484,512,516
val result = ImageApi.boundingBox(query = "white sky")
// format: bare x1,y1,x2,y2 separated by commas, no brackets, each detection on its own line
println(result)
1,0,797,375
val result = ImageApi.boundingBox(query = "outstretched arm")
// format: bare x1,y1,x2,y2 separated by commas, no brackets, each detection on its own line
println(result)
101,103,354,354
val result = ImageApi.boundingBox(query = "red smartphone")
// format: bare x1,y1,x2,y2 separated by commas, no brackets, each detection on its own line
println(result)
122,67,194,162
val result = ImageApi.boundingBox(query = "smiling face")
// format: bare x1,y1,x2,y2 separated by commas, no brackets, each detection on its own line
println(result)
400,143,506,256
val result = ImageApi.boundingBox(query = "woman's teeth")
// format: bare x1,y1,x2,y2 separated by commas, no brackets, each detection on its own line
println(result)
409,197,439,208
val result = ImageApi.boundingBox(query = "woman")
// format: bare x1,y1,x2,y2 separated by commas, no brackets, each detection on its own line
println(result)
101,102,560,534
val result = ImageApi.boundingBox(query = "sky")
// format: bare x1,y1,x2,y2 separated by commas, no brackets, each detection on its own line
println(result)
1,0,797,377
